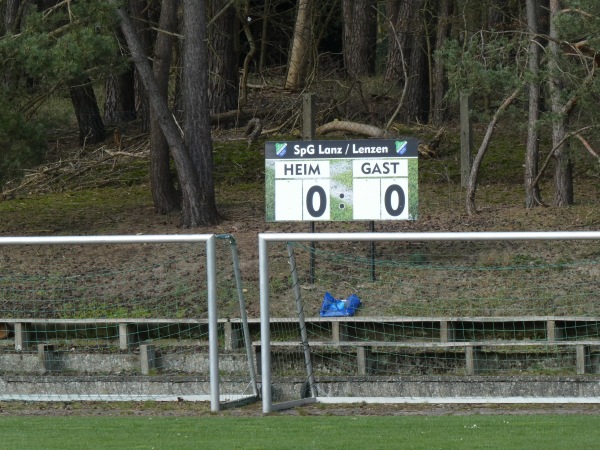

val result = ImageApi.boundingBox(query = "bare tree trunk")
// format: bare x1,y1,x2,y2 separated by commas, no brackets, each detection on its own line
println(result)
103,67,136,125
208,0,238,114
524,0,542,208
69,79,106,146
237,0,257,109
431,0,453,125
103,16,136,126
258,0,270,73
150,0,180,214
116,4,216,227
402,1,428,123
3,0,25,34
384,0,412,83
385,0,429,123
2,0,26,90
32,0,106,146
341,0,376,77
285,0,313,90
548,0,574,206
488,0,509,30
182,0,220,225
129,0,152,133
172,27,184,123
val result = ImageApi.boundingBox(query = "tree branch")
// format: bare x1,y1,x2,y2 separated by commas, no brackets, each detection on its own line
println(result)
532,126,594,187
575,134,599,160
466,85,523,215
379,8,409,131
559,8,594,19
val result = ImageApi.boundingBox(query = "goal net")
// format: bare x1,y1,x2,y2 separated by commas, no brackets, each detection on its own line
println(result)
258,231,600,412
0,235,258,411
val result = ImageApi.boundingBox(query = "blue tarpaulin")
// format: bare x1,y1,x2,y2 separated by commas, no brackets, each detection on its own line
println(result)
319,292,361,317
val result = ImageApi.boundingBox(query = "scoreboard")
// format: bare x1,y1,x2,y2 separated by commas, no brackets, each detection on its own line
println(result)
265,139,418,222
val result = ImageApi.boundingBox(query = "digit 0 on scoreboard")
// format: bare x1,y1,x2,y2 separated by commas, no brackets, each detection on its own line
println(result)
274,178,331,220
352,159,409,220
304,184,329,219
265,139,418,222
272,161,331,220
353,177,409,220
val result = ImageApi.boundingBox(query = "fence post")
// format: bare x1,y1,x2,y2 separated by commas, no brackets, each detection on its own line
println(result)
302,93,316,140
303,93,317,284
460,92,473,188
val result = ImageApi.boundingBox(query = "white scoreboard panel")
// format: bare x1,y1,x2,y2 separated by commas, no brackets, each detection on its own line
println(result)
265,139,418,222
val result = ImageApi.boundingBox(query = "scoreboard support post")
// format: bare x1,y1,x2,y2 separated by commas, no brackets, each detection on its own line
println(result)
370,220,376,282
309,221,316,285
303,94,317,285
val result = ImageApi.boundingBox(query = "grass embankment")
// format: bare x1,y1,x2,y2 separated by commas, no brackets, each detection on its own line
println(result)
0,125,599,320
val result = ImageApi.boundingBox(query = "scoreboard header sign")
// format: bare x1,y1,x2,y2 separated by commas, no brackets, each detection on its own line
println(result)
265,139,418,222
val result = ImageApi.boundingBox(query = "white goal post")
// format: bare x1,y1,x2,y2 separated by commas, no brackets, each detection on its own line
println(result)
258,231,600,413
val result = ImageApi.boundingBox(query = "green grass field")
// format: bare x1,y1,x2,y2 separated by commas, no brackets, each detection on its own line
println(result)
2,413,600,449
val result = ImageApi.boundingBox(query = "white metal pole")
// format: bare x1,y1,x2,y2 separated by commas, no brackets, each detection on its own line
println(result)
206,236,220,412
287,244,317,397
259,236,272,413
0,234,215,245
259,231,600,243
228,237,260,397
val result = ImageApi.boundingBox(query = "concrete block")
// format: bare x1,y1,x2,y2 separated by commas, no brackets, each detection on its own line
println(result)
547,320,564,342
119,323,137,350
140,344,156,375
14,323,29,351
576,344,591,375
224,322,242,351
357,346,373,375
38,343,60,372
440,321,455,343
465,344,482,375
332,322,348,343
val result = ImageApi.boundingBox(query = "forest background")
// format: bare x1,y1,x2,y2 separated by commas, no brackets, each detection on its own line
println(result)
0,0,599,230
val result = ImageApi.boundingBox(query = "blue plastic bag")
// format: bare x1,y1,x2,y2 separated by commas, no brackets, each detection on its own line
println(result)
319,292,361,317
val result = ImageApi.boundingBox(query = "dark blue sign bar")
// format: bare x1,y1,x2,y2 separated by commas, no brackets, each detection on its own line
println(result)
265,138,419,160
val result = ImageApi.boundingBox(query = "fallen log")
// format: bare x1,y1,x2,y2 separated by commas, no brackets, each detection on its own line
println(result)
316,120,394,138
209,110,253,126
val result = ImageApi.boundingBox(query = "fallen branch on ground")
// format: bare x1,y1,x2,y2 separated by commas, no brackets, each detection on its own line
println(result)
1,141,150,199
418,127,445,158
316,120,393,138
